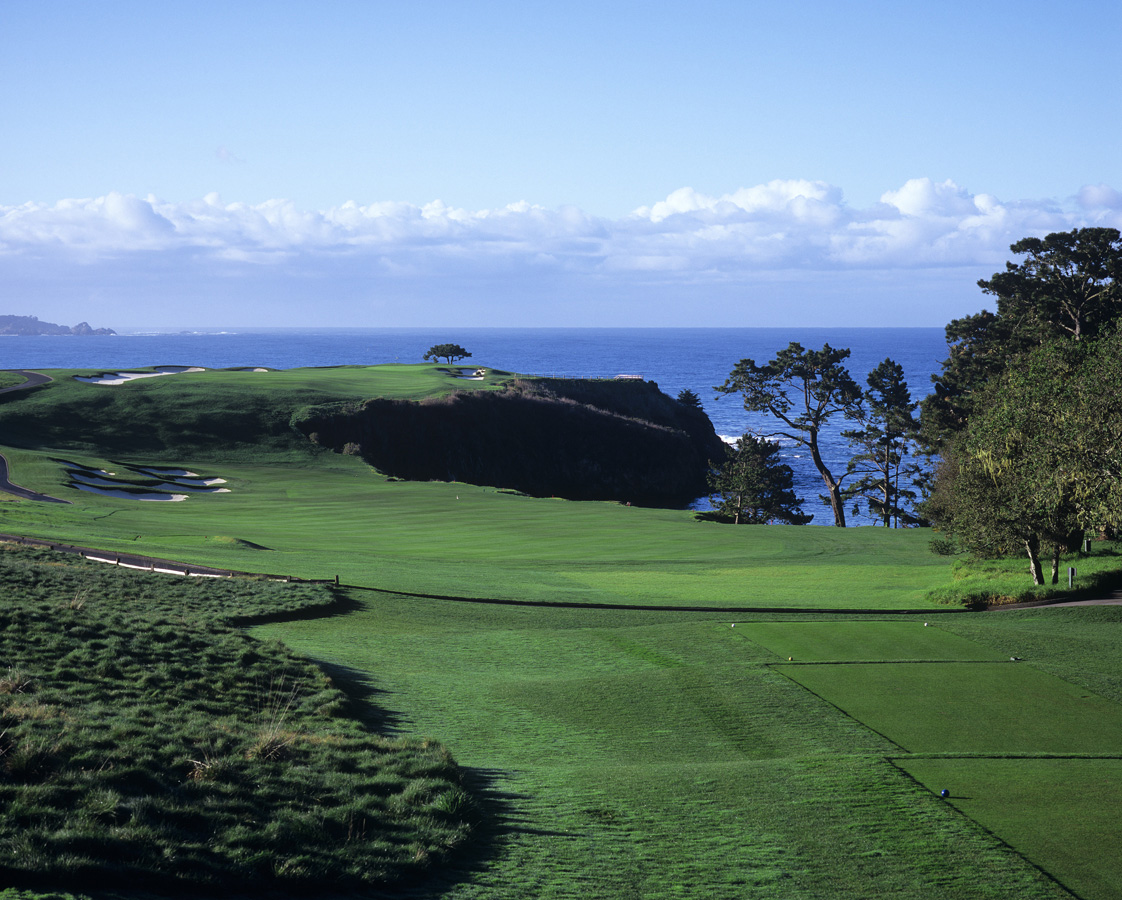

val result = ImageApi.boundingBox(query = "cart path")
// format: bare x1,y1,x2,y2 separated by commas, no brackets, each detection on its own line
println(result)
0,368,53,394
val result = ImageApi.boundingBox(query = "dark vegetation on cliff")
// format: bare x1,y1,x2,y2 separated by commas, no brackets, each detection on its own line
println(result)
293,378,726,506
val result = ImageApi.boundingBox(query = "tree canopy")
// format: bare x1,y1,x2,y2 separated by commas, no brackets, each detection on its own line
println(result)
706,434,810,525
716,342,860,526
841,359,924,527
922,227,1122,448
423,343,472,364
925,334,1122,584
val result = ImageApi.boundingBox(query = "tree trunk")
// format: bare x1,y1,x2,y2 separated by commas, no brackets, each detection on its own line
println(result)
1025,535,1044,585
1051,546,1061,585
882,444,891,527
808,432,846,527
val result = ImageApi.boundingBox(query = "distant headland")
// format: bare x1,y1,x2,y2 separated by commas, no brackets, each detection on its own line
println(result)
0,315,116,336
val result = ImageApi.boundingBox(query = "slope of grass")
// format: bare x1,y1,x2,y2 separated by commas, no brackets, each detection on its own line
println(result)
0,546,475,894
0,449,951,609
898,758,1122,900
254,596,1088,899
925,544,1122,607
0,365,508,461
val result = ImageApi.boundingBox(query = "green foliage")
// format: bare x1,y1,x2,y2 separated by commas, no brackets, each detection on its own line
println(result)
841,358,926,527
705,433,810,524
922,227,1122,449
676,387,702,409
422,343,472,364
0,546,472,891
717,342,861,526
926,335,1122,585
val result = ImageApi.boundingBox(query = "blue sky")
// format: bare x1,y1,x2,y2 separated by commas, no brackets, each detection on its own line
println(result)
2,0,1120,328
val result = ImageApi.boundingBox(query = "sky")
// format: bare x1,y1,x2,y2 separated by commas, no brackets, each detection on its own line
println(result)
1,0,1120,329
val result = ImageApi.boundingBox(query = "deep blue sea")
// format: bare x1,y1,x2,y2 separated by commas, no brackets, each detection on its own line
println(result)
2,327,948,522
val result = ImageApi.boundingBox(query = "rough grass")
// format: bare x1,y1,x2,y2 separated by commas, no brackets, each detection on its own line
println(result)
0,546,475,893
925,543,1122,607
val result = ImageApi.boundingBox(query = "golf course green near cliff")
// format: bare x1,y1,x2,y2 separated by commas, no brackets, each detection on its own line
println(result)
1,363,1121,899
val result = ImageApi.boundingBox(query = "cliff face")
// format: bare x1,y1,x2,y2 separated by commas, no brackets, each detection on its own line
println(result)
292,378,726,507
0,315,116,335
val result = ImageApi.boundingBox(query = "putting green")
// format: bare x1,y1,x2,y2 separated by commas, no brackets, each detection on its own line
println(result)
775,661,1122,754
737,621,1006,662
898,758,1122,900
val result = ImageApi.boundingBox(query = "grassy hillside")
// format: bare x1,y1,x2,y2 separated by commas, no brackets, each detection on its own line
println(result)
3,363,1121,898
256,593,1122,899
0,546,474,893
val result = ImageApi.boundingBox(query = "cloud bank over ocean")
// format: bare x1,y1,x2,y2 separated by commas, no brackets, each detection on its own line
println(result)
4,179,1120,328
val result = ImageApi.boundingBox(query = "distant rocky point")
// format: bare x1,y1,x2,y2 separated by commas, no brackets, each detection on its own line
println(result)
0,315,116,336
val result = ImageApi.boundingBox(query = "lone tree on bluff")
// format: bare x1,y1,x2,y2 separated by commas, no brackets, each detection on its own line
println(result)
423,343,472,364
716,342,861,527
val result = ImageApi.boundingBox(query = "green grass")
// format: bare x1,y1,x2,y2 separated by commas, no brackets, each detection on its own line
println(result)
734,620,1008,661
0,363,953,611
776,660,1122,754
926,543,1122,606
0,546,475,893
0,450,952,608
255,597,1091,899
5,364,1122,898
897,758,1122,900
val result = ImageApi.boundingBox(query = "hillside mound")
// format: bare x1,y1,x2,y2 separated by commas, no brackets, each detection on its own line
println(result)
293,378,725,506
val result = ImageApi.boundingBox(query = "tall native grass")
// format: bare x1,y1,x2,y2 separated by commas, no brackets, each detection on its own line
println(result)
0,545,476,892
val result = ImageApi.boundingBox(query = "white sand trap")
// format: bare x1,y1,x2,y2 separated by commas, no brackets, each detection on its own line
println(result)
74,484,188,501
168,485,231,493
71,473,134,488
165,476,227,486
75,366,206,385
137,467,199,477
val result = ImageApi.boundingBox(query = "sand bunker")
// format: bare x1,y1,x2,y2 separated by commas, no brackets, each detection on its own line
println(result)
62,458,230,501
71,473,132,488
75,366,206,385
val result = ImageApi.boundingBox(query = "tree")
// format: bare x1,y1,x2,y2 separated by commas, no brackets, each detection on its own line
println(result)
922,228,1122,449
716,343,861,526
841,358,925,527
924,337,1122,584
706,434,810,525
423,344,472,364
676,388,703,409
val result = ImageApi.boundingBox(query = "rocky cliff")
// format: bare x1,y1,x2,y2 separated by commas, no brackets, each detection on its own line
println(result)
0,315,116,335
292,377,726,507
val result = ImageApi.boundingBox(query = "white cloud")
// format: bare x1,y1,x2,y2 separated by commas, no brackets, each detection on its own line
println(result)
1,179,1119,297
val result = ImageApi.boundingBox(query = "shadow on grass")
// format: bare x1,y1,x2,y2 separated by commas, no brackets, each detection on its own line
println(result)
388,767,580,900
314,659,410,736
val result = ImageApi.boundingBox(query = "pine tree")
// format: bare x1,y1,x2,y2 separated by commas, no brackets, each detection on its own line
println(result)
841,359,925,527
707,434,810,525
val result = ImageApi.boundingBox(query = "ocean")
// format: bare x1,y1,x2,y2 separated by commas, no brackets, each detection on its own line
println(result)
2,326,948,522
